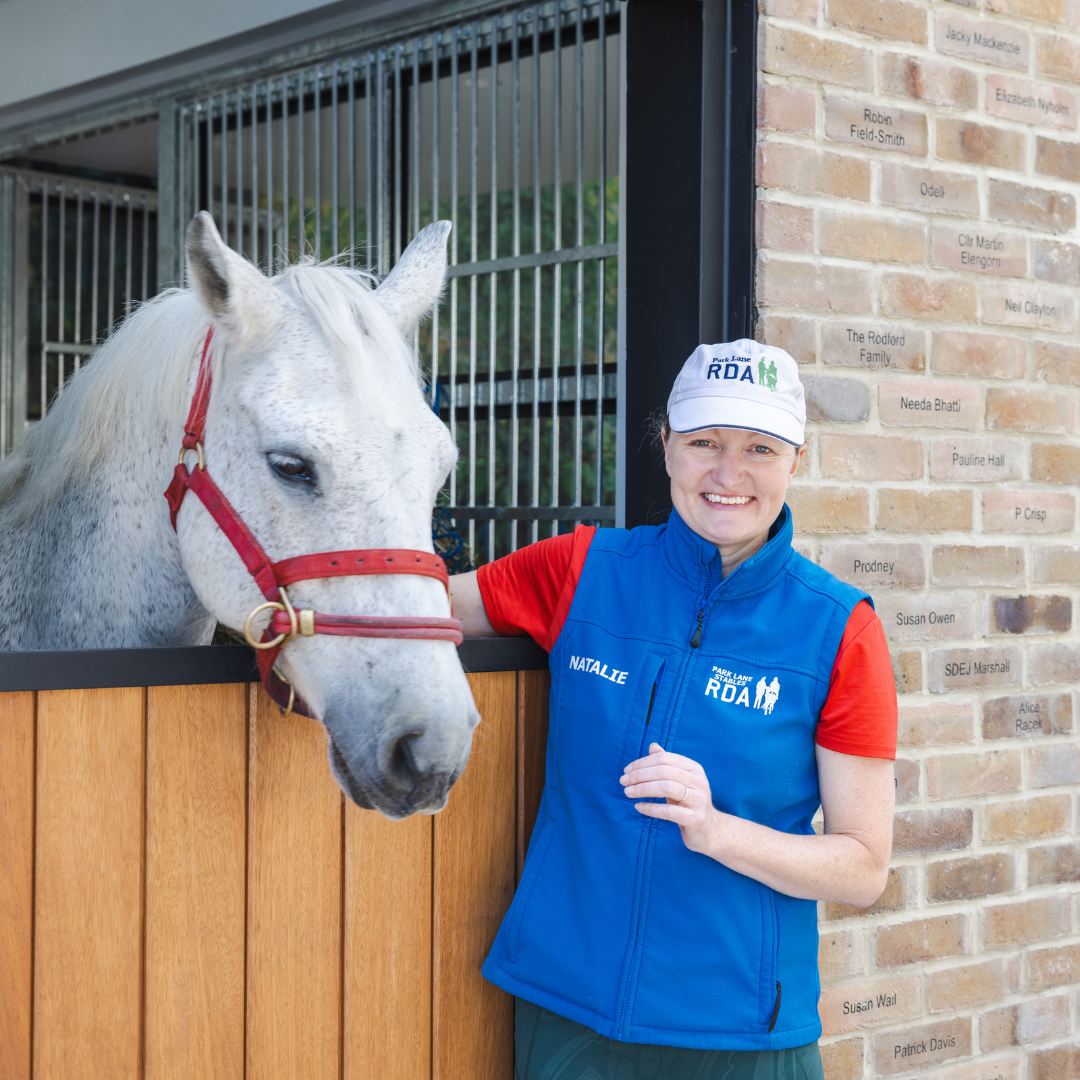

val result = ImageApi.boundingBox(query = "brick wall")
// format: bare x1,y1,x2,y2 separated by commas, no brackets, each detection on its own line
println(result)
753,0,1080,1073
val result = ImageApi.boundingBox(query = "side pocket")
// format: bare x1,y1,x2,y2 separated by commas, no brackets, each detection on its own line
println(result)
507,818,557,964
758,885,780,1028
616,653,667,797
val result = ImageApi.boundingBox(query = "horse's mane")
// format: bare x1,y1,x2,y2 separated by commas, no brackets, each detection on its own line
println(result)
0,260,419,517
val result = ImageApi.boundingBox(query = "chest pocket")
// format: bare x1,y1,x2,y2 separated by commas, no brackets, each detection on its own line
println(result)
611,652,667,803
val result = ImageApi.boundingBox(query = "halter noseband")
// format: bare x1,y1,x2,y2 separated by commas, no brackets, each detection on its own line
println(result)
164,327,463,717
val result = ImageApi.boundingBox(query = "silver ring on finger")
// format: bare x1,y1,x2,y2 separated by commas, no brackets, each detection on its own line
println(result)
679,783,690,804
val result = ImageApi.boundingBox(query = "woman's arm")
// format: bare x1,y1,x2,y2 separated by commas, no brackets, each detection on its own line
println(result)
449,571,497,638
621,742,895,907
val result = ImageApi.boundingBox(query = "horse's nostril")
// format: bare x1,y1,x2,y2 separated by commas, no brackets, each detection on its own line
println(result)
387,731,423,791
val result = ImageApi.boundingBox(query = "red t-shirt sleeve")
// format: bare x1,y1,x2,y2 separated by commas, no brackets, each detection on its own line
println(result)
476,526,597,652
815,599,898,760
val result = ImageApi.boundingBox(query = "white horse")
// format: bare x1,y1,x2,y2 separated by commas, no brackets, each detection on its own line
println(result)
0,212,479,818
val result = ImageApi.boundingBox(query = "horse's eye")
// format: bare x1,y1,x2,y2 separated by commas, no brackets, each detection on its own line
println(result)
267,451,315,484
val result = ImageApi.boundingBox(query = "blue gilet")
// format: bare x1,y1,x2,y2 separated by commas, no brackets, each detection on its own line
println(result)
482,505,870,1050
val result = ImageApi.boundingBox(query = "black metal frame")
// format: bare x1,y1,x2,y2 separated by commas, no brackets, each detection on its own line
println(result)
620,0,756,530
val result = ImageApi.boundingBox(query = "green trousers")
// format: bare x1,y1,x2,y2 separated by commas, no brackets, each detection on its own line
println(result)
514,1000,825,1080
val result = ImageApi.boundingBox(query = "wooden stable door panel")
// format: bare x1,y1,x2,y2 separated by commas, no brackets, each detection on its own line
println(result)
34,687,145,1080
247,687,343,1080
145,684,248,1080
516,670,550,880
344,807,432,1080
433,671,517,1080
0,692,35,1080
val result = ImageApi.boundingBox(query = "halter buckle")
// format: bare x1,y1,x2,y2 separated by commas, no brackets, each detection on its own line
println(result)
243,586,299,649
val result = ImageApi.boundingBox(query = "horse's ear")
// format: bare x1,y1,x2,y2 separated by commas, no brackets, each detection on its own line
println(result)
185,211,277,344
375,220,452,337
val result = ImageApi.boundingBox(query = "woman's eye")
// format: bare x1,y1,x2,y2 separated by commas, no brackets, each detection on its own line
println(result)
267,452,315,483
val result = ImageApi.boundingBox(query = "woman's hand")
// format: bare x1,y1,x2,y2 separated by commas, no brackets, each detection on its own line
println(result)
620,743,722,855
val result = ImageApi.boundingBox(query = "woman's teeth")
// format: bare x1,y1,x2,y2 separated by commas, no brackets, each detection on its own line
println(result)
703,494,752,505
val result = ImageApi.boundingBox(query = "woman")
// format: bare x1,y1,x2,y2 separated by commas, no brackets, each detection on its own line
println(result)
451,340,897,1080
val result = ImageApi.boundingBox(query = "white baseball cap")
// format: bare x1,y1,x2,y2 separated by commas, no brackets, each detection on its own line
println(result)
666,339,806,446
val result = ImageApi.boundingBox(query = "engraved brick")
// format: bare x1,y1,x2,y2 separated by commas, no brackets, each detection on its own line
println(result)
873,1017,972,1075
986,75,1078,130
881,275,978,322
932,225,1027,279
761,25,875,89
983,794,1070,842
1031,443,1080,484
989,595,1072,635
802,375,871,421
820,928,866,982
1036,135,1080,186
824,95,928,156
984,283,1077,333
928,853,1015,903
822,321,925,370
926,749,1021,798
982,896,1070,947
757,83,816,137
897,701,974,747
929,647,1021,693
881,55,977,109
981,995,1069,1050
989,179,1076,235
1029,943,1080,992
983,491,1076,534
1029,843,1080,886
757,315,816,365
757,255,873,313
758,143,872,201
891,650,923,694
826,0,927,41
820,434,923,480
1033,545,1080,584
876,915,971,967
932,331,1025,380
1038,34,1080,81
878,593,976,641
821,211,926,264
1028,742,1080,786
1029,1044,1080,1080
893,808,972,854
1034,340,1080,386
928,958,1020,1012
932,545,1024,587
934,12,1029,69
985,387,1075,432
820,976,921,1036
880,379,979,428
824,866,917,921
989,0,1068,22
937,120,1025,170
983,693,1072,738
788,486,870,533
756,201,815,255
894,758,919,803
878,489,972,532
1029,643,1080,686
929,437,1023,481
821,542,925,588
820,1038,865,1080
1033,240,1080,286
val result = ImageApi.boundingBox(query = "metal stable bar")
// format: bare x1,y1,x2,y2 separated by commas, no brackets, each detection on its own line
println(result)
530,6,542,544
57,182,65,393
510,12,522,551
348,59,356,266
448,32,459,511
39,180,47,417
252,85,259,267
237,89,245,257
467,22,478,557
282,77,291,261
221,93,229,244
124,195,133,322
314,67,322,260
90,188,100,344
141,197,150,304
487,14,498,558
595,0,607,509
74,187,83,346
365,54,373,271
551,7,562,537
573,0,585,519
297,73,305,257
106,194,116,336
266,80,275,271
332,61,340,259
392,45,402,265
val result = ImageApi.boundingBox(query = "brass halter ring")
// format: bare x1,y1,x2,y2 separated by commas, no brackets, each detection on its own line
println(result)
178,441,205,470
243,586,299,650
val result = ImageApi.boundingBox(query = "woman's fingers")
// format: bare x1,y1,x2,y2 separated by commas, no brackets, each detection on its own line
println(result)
619,762,693,787
622,778,692,801
623,743,698,774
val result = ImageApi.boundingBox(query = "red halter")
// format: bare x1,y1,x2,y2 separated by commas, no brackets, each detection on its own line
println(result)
164,327,463,717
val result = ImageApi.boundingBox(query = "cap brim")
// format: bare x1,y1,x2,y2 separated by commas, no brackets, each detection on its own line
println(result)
668,397,804,445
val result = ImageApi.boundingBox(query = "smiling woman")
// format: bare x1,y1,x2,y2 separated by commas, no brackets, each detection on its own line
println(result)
449,338,899,1080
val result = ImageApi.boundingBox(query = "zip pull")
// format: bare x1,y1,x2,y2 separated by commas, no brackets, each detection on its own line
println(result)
690,609,704,648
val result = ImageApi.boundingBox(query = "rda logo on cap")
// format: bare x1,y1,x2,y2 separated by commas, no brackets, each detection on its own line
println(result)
667,339,806,446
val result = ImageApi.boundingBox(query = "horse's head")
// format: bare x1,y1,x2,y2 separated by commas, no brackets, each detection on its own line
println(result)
178,212,478,818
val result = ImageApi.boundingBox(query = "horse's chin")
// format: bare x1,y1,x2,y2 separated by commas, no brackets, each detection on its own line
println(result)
328,737,455,819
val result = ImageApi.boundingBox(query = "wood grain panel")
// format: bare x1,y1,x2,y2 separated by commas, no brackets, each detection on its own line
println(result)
433,671,517,1080
145,684,248,1080
247,686,343,1080
0,692,35,1080
344,806,432,1080
516,670,550,881
34,688,145,1080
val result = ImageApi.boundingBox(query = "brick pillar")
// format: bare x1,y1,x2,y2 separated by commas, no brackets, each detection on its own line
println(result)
753,0,1080,1074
